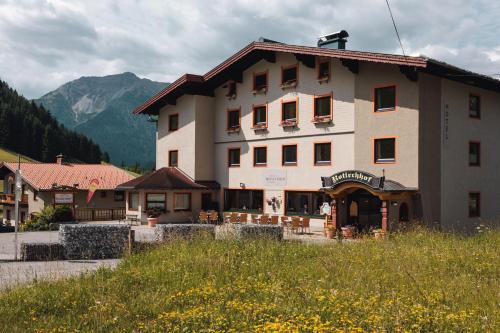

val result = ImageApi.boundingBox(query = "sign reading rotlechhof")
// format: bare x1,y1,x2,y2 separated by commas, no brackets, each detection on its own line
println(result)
54,193,74,204
262,169,287,186
322,170,383,189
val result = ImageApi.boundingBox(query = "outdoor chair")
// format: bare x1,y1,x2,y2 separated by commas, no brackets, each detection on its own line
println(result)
230,212,238,224
291,217,301,234
223,212,231,223
210,212,219,224
259,214,269,225
239,213,248,224
199,211,209,224
251,214,259,224
302,217,310,234
270,215,279,225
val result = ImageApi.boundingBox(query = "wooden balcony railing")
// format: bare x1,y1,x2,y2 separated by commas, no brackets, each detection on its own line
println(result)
0,194,28,205
74,208,126,221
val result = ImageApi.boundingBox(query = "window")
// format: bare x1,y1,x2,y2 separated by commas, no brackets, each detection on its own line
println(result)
253,71,267,92
285,191,329,217
146,193,166,210
226,81,236,97
169,150,178,167
317,60,330,81
282,145,297,166
469,94,480,119
253,147,267,166
399,203,409,222
252,105,267,128
169,114,179,131
314,143,331,165
227,109,240,131
174,193,191,211
128,192,139,211
281,65,298,86
228,148,240,167
374,138,396,163
468,192,480,217
314,95,331,118
374,86,396,112
281,100,297,123
224,189,263,213
469,142,480,166
33,190,38,201
114,191,125,201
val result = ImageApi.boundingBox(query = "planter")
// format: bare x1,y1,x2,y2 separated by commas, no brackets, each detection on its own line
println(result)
373,229,387,239
341,226,355,239
148,217,159,227
326,229,335,239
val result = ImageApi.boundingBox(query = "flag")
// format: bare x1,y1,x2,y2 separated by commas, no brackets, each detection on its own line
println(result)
86,178,99,203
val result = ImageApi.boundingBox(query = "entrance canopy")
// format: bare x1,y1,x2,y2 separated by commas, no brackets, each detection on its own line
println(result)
321,170,417,198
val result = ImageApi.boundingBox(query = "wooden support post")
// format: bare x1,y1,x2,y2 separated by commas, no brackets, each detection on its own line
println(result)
381,200,388,232
331,199,337,230
128,229,135,255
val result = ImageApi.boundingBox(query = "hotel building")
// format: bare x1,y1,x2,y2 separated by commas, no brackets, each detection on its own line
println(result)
120,32,500,232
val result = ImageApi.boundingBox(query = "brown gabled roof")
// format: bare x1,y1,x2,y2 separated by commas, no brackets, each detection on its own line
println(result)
116,167,220,190
134,40,500,116
0,162,135,191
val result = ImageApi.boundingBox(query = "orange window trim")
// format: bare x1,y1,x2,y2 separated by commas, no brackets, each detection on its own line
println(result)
128,191,139,211
145,192,167,212
373,136,398,165
313,141,332,166
313,92,333,120
468,93,481,119
281,63,299,85
253,70,269,92
373,84,398,113
469,141,481,167
317,59,331,81
226,80,237,97
173,192,192,211
168,150,178,167
168,113,179,131
281,97,299,124
282,144,298,166
226,107,241,131
468,191,481,218
227,147,241,167
223,187,266,214
252,103,268,128
253,145,268,167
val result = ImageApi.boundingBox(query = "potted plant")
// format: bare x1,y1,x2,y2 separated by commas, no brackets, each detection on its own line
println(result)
326,225,335,239
146,207,163,227
341,225,355,239
372,228,386,239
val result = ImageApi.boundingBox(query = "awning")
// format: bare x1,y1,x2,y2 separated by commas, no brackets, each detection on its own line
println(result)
321,170,417,193
116,167,220,191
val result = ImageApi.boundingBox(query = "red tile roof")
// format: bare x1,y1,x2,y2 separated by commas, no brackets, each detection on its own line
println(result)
1,162,135,191
133,41,428,115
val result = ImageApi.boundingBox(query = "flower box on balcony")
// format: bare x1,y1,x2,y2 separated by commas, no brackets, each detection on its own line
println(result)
312,115,332,124
280,119,297,127
225,93,236,100
251,123,267,131
226,126,241,133
280,80,297,89
252,87,267,95
317,76,329,84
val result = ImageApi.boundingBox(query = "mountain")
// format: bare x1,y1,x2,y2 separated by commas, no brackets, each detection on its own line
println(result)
0,79,106,164
35,72,168,166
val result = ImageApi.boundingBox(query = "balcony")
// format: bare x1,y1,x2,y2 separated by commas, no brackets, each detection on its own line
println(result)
0,194,28,205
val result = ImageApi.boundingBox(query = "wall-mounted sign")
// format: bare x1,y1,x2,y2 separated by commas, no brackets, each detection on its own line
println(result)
54,193,74,204
322,170,383,189
262,170,287,186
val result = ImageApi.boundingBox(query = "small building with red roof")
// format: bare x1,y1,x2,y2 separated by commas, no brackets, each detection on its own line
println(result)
0,155,136,223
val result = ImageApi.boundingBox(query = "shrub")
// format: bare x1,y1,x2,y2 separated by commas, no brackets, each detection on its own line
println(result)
21,205,74,231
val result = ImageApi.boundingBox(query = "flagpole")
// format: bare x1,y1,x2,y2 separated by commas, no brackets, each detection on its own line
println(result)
14,155,21,261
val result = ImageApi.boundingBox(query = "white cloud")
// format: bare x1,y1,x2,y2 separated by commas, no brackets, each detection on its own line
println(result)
0,0,499,98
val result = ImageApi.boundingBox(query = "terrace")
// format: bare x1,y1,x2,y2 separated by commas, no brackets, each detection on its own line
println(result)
0,193,28,205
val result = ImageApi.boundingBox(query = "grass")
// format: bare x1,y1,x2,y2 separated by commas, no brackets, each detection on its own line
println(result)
0,229,498,332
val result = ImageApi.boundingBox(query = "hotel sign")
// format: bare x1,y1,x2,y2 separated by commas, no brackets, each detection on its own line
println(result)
322,170,383,189
54,193,74,204
262,169,287,186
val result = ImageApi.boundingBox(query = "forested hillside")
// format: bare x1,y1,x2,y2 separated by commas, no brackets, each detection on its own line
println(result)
0,80,108,163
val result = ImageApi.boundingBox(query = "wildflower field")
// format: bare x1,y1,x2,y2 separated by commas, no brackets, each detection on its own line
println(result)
0,230,498,332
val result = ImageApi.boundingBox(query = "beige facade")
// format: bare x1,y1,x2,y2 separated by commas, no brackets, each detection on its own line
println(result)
138,41,500,231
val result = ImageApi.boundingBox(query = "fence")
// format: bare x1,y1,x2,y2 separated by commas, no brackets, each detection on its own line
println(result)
74,208,126,221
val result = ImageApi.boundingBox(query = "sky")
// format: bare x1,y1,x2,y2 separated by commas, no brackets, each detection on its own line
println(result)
1,0,499,99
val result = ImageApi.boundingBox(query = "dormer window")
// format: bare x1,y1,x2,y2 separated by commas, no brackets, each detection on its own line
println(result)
253,71,268,94
374,86,396,112
281,64,298,88
317,60,330,82
226,81,237,99
227,108,241,132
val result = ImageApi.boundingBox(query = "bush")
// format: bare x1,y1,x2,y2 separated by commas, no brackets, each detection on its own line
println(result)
21,205,74,231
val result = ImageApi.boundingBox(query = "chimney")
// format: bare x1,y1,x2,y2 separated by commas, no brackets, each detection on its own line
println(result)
56,154,64,165
317,30,349,49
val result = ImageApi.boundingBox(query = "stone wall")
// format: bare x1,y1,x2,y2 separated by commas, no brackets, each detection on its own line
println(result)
59,224,131,259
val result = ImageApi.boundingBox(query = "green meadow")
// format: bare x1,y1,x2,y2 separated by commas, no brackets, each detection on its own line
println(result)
0,229,498,332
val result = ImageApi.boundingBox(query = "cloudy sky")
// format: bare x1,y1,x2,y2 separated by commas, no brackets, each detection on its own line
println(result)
1,0,499,99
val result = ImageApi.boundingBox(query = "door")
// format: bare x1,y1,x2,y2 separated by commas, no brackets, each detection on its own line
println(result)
202,193,212,211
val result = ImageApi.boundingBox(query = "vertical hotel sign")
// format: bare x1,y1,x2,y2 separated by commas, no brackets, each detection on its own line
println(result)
86,179,99,203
